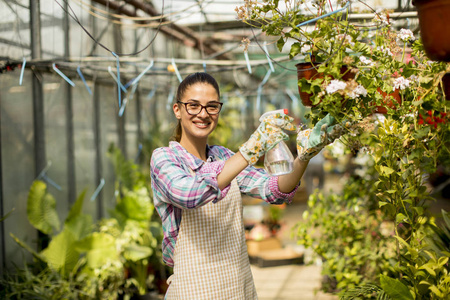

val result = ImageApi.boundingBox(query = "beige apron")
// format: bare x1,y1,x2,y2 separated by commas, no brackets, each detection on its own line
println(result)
165,178,257,300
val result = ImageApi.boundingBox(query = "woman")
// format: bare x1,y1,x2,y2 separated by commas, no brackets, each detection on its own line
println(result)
150,72,340,299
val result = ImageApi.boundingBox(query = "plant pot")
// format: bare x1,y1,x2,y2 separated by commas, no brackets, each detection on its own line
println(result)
296,62,354,107
413,0,450,62
443,72,450,100
374,88,402,114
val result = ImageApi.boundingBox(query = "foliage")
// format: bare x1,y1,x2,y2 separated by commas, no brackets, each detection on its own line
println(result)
239,1,450,298
0,263,84,300
1,146,165,299
295,172,395,293
27,180,61,235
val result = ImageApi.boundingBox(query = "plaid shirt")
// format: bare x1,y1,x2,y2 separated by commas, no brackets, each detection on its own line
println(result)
150,141,299,267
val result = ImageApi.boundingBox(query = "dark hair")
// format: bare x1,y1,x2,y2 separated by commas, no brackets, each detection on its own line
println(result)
176,72,220,102
172,73,220,142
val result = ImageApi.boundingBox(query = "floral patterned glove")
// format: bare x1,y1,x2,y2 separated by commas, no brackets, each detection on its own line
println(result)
240,113,296,165
297,114,343,161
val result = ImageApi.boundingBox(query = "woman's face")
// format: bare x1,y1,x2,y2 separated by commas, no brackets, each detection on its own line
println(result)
173,82,220,143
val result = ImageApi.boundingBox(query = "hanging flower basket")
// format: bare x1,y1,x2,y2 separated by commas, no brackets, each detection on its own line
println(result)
413,0,450,62
296,62,354,107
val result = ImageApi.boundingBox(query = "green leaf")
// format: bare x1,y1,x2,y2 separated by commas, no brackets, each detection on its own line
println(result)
419,265,436,277
419,280,431,286
277,37,286,52
442,210,450,229
41,229,80,276
380,166,395,176
429,285,444,297
64,214,93,240
123,244,153,262
76,232,119,269
289,43,302,58
115,187,153,222
381,203,396,217
65,188,87,224
380,274,414,300
396,213,408,224
438,256,449,267
27,180,60,235
412,206,424,216
394,235,410,248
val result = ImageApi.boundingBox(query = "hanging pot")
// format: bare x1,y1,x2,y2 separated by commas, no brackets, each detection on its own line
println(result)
296,62,354,107
373,88,402,114
443,72,450,100
413,0,450,62
296,62,322,107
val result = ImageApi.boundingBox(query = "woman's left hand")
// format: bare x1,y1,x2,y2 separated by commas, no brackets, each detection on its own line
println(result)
297,114,343,161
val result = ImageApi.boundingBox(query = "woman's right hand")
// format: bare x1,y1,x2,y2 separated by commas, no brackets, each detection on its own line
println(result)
239,112,296,165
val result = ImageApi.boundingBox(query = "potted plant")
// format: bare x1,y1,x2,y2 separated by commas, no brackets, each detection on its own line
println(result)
237,0,449,123
412,0,450,62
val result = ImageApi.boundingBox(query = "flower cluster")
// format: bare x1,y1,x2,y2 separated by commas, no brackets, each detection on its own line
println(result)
393,77,411,90
418,110,448,129
373,8,390,26
398,28,415,42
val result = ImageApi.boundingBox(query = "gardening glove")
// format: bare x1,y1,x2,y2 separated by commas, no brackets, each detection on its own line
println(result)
297,114,343,161
240,112,296,165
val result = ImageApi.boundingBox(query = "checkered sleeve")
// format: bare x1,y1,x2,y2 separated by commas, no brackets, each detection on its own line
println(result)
217,147,300,204
150,148,228,209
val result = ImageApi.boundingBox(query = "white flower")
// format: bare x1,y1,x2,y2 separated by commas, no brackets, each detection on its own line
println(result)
301,44,312,53
398,28,415,42
393,76,411,90
337,34,355,46
326,80,347,94
409,75,419,84
359,56,374,66
374,9,389,26
377,46,393,56
348,85,368,99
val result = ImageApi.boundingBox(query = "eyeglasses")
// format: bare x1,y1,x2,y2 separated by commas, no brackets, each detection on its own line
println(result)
177,101,223,115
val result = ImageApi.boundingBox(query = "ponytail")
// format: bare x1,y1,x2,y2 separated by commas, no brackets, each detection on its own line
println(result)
172,120,182,142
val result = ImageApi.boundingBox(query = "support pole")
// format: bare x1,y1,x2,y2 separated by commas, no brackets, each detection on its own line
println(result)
113,23,127,159
0,90,4,274
93,82,103,219
91,0,103,220
63,0,76,205
30,0,47,251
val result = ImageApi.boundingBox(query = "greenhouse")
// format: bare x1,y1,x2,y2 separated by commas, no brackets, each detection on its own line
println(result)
1,0,449,299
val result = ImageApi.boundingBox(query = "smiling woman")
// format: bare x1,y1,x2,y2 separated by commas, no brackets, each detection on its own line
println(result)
173,80,222,154
149,72,340,299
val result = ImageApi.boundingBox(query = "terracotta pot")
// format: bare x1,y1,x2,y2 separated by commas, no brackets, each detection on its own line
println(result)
374,88,402,114
296,62,354,107
443,72,450,100
413,0,450,62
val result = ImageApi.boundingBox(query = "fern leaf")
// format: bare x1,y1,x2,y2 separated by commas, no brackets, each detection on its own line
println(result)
27,180,60,235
